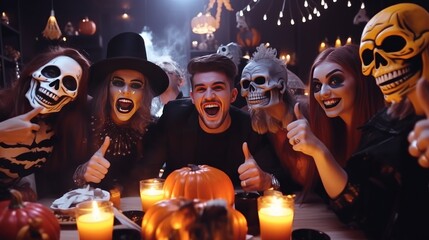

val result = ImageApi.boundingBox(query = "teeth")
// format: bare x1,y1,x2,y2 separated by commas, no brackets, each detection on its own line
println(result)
248,92,266,101
323,99,339,106
39,87,59,101
376,66,411,85
205,104,218,108
119,99,132,103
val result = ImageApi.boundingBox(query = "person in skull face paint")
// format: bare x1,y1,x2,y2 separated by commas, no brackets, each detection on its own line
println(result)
301,4,429,239
0,47,91,200
72,32,169,197
142,53,283,192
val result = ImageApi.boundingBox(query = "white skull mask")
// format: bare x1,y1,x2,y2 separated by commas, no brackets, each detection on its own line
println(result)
217,42,242,67
360,3,429,103
240,59,287,109
25,56,82,114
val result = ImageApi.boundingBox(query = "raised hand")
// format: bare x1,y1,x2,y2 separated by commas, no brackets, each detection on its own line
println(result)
408,78,429,168
237,142,271,191
286,103,325,156
0,107,42,143
83,137,112,183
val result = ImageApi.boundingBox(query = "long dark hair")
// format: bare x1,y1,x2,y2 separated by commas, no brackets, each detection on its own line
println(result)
308,44,385,166
0,47,91,195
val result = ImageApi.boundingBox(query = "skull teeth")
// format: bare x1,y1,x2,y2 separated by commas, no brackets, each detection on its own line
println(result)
376,67,411,86
37,87,59,105
248,92,269,105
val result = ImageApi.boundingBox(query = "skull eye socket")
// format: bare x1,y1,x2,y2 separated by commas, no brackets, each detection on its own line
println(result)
41,66,61,78
241,79,250,89
62,76,78,91
380,35,406,53
361,49,374,66
254,76,266,85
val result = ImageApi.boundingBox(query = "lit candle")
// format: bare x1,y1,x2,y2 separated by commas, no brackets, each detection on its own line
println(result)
192,41,198,49
258,193,294,240
139,178,165,211
76,200,114,240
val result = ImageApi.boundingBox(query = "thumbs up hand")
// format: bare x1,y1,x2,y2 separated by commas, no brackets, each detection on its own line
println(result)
407,78,429,168
82,137,112,183
0,107,42,143
238,142,272,191
286,103,325,156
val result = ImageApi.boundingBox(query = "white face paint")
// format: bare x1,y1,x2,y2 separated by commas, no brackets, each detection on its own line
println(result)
109,69,145,123
25,56,82,114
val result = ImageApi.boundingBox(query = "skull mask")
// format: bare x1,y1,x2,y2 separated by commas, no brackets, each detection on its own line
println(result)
217,42,242,67
25,56,82,114
360,3,429,103
240,45,287,109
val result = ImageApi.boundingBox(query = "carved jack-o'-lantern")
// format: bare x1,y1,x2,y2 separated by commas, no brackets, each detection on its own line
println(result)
78,17,96,36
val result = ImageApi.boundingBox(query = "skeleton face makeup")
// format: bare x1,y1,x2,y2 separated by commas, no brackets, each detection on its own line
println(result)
25,56,82,114
360,3,429,103
312,62,357,122
240,59,287,110
109,69,145,123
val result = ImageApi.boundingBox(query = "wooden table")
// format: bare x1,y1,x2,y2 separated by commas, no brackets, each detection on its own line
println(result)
40,196,366,240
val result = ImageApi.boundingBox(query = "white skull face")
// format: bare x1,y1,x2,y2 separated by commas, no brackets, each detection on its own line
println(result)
360,3,429,103
25,56,82,114
240,59,287,109
217,42,242,67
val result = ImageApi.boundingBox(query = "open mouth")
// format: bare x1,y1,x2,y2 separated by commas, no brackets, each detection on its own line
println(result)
203,103,220,116
116,98,134,113
323,98,340,109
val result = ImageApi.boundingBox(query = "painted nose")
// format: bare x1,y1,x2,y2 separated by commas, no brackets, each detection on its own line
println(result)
320,84,331,97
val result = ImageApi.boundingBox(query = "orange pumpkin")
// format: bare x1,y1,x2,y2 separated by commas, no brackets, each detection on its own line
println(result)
78,17,96,35
0,189,60,240
237,27,261,48
163,164,235,206
142,198,247,240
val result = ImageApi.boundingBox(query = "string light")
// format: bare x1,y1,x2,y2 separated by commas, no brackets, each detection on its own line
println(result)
241,0,341,27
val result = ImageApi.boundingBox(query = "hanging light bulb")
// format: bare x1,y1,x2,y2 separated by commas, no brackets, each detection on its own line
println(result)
335,37,342,47
346,37,352,44
263,14,267,21
290,18,295,25
277,19,281,26
361,2,365,9
347,1,352,7
247,5,251,11
42,0,62,40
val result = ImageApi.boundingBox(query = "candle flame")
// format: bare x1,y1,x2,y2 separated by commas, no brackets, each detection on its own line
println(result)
92,201,102,220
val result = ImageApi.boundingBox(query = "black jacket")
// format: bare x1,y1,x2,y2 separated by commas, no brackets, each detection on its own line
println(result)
142,98,284,189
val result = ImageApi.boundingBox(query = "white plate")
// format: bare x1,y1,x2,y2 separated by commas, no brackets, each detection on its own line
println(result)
50,186,110,214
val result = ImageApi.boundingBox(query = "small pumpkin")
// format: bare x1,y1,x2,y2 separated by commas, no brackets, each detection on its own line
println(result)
78,17,96,35
163,164,235,206
142,198,247,240
0,189,60,240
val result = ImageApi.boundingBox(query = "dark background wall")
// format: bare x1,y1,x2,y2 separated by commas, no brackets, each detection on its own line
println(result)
9,0,429,86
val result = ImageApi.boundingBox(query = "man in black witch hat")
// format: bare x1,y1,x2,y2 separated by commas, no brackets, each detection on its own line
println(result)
72,32,169,196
